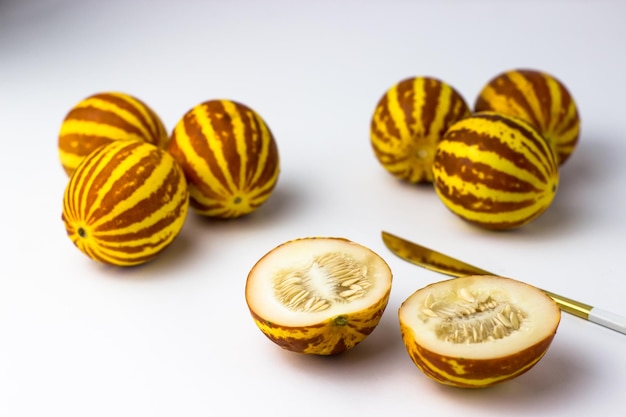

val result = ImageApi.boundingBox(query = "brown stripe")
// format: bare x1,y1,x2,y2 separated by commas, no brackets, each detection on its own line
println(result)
83,141,147,222
184,107,234,196
519,70,552,129
63,106,147,140
420,77,441,137
440,89,469,138
482,73,542,129
73,141,122,220
445,126,549,184
82,244,107,264
94,197,187,264
94,158,180,233
208,100,241,187
144,104,167,144
550,75,574,130
558,110,580,136
371,95,401,145
188,196,223,212
61,211,75,236
58,133,112,156
490,113,556,176
96,93,157,140
251,130,279,191
395,78,415,136
97,209,180,247
63,184,78,228
97,237,171,264
475,112,555,171
234,102,259,188
436,151,543,195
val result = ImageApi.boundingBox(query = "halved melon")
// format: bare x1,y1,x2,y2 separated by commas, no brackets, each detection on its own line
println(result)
398,275,561,388
245,237,393,355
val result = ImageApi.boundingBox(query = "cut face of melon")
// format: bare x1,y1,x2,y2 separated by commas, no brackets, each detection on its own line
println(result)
398,275,561,388
245,237,393,355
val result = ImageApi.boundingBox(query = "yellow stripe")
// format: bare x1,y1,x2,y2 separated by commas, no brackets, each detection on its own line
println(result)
74,143,118,221
387,83,411,147
428,83,453,139
59,150,86,173
416,346,546,387
223,100,248,191
84,142,147,223
371,88,409,178
479,84,530,122
433,173,546,226
174,111,227,199
409,77,426,137
77,96,154,141
546,76,580,146
544,75,562,133
508,71,544,129
371,101,405,163
60,120,146,142
92,151,177,232
111,92,166,146
196,104,236,196
248,110,273,191
370,105,396,152
447,117,554,182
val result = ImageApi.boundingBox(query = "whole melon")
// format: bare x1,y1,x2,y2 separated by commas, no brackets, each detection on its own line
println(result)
474,69,580,165
62,140,189,266
370,76,470,183
58,92,168,176
432,112,559,229
168,99,280,219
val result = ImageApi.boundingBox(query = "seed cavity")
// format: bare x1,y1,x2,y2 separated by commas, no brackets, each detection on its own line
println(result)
420,288,527,344
273,252,372,313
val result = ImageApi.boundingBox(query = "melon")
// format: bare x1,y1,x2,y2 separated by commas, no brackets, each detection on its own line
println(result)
245,237,393,355
62,140,189,266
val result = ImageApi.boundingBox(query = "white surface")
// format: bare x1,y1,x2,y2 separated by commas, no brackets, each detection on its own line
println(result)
1,0,625,416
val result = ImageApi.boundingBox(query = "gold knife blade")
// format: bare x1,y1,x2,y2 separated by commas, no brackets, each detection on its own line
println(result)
381,230,626,335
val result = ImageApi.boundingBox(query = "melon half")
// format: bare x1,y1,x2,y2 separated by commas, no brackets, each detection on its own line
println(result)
245,237,393,355
399,275,561,388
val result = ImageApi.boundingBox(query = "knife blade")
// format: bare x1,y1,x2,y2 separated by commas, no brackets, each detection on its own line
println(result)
382,231,626,335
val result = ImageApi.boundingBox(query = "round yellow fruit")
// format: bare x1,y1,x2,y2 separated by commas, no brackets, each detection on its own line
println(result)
245,237,393,355
62,140,189,266
58,92,169,177
168,99,280,219
474,68,580,165
433,111,559,229
370,76,470,183
399,275,561,388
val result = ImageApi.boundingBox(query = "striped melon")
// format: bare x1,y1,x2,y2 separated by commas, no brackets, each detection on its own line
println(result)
245,237,393,355
475,69,580,165
399,275,561,388
432,111,559,230
370,76,470,183
168,99,280,219
62,140,189,266
58,92,169,176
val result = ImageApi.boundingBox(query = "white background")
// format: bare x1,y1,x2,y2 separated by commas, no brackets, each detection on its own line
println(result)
1,0,625,416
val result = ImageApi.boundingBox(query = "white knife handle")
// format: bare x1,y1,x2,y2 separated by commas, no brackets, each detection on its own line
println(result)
588,308,626,335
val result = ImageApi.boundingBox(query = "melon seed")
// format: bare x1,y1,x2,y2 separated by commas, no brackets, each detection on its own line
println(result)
273,252,373,313
420,289,528,344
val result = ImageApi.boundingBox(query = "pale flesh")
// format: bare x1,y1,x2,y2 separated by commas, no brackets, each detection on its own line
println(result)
246,237,393,327
399,275,561,360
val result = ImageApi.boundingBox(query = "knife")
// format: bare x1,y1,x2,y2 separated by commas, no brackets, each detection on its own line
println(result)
382,231,626,335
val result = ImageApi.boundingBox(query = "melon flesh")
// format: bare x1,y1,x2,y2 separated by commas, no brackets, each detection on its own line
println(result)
399,275,561,360
246,237,393,327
